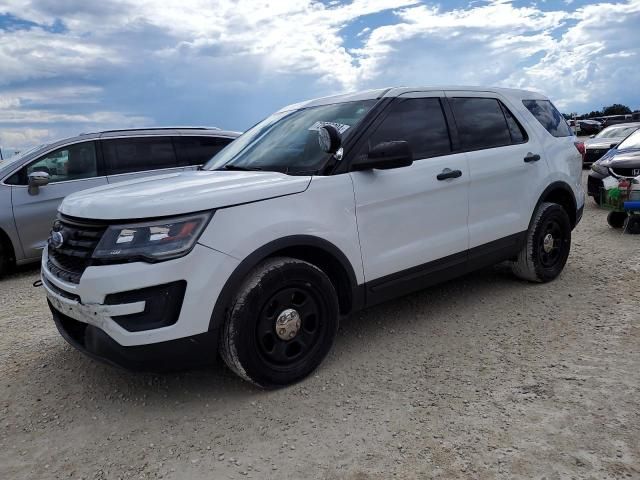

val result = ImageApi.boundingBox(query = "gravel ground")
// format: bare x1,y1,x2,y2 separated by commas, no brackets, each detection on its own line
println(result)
1,172,638,480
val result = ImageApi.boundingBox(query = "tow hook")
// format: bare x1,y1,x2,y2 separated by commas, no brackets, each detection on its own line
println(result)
33,279,43,288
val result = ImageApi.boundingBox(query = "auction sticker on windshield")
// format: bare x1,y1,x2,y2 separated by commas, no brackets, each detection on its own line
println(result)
308,121,350,134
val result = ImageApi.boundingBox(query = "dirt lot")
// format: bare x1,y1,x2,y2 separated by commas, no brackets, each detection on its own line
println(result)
1,172,638,480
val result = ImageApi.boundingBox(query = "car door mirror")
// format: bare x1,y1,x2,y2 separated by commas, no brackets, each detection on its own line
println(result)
352,141,413,171
317,125,342,154
28,171,50,195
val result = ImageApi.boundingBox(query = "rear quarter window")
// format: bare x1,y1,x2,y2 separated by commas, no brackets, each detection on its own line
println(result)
522,99,572,137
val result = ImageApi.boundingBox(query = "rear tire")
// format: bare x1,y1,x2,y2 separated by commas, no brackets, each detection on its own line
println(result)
220,257,339,388
607,211,627,229
512,202,572,283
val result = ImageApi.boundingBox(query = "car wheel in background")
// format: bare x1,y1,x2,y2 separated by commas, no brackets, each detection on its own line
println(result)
221,257,339,388
623,215,640,234
512,202,572,283
0,241,8,278
607,211,627,229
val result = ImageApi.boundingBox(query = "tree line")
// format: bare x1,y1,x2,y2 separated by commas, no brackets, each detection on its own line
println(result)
563,103,637,120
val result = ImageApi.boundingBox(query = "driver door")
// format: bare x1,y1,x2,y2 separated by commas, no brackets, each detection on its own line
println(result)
10,141,108,260
349,92,470,302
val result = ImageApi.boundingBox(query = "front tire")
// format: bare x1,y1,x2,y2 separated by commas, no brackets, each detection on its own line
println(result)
512,202,572,283
220,257,339,388
0,241,9,279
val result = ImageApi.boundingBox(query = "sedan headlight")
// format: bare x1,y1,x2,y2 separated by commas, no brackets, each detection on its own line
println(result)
93,212,212,263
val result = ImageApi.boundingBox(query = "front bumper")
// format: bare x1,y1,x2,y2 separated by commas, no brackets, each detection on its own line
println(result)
50,302,218,371
43,243,239,357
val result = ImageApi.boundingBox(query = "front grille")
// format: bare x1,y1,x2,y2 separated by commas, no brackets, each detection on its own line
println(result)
612,167,640,177
47,216,107,284
584,149,608,164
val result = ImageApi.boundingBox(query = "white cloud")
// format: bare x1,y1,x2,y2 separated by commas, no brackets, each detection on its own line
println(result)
1,0,639,151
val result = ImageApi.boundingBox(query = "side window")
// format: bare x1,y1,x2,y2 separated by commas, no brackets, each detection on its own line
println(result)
174,136,233,166
367,98,451,160
6,142,98,185
522,99,572,137
102,137,177,175
500,102,527,143
450,97,512,150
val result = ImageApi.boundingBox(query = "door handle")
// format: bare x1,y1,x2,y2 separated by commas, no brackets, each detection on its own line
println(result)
437,168,462,181
524,152,541,163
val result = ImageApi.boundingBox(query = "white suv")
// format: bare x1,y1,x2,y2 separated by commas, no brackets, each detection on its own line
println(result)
42,87,585,387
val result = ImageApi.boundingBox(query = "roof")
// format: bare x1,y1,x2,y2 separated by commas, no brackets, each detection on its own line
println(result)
601,122,639,128
278,85,548,112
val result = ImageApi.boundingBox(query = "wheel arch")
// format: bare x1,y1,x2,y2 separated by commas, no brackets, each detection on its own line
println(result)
208,235,364,332
535,182,577,228
0,226,16,266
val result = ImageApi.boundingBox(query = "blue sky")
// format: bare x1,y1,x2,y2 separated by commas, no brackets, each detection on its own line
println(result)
1,0,639,152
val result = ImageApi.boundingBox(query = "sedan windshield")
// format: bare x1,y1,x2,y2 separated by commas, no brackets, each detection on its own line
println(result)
595,125,638,139
204,100,376,174
616,129,640,150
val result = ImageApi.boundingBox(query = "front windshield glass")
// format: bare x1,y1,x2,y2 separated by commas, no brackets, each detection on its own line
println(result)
0,144,44,165
204,100,376,174
595,125,638,139
617,129,640,150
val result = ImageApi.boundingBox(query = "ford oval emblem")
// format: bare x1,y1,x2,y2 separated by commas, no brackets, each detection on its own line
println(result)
51,231,64,249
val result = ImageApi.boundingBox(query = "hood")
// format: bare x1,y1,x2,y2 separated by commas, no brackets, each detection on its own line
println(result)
60,170,312,220
597,148,640,167
585,138,625,149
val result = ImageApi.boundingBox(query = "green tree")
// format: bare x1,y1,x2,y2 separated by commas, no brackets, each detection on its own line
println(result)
602,104,631,116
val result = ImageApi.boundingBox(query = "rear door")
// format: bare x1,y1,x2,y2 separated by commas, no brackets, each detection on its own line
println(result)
350,92,470,297
101,136,183,184
9,141,108,259
174,135,234,171
446,92,546,255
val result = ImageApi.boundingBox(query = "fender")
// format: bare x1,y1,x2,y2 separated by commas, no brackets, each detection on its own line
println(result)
208,235,364,332
532,181,578,228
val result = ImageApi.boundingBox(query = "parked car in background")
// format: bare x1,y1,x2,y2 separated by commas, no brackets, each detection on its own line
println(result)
583,123,640,166
588,128,640,204
576,119,602,135
41,86,584,387
600,115,633,127
0,127,240,276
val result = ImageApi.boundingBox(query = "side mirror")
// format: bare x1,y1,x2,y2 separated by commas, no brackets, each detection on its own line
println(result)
589,134,595,138
317,125,342,154
352,141,413,171
28,171,50,195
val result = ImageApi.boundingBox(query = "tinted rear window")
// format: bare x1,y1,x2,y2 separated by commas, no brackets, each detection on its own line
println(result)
450,97,513,150
522,99,572,137
102,137,177,175
174,136,233,166
367,97,451,160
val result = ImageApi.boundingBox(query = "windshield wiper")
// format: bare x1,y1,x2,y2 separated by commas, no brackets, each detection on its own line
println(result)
219,164,263,171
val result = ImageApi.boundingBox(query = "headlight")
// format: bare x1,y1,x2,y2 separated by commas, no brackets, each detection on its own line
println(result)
93,212,212,262
591,162,609,175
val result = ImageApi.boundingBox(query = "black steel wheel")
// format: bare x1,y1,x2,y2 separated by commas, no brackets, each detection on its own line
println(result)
512,202,572,283
221,257,339,388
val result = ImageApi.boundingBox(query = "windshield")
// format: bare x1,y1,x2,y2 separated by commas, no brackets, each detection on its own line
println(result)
617,129,640,150
204,100,376,174
595,125,638,139
0,144,44,165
